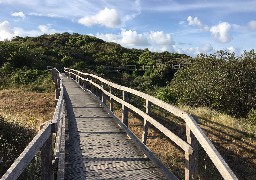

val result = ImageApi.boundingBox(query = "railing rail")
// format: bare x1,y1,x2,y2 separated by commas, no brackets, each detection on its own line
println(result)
64,67,238,180
1,68,65,180
102,63,189,72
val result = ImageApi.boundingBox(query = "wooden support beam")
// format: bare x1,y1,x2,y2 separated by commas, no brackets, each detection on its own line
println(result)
109,87,114,111
101,83,106,105
185,116,198,180
122,91,128,126
142,100,151,145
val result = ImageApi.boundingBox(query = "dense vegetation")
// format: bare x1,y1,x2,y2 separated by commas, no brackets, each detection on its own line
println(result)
157,50,256,119
1,32,255,120
0,32,255,179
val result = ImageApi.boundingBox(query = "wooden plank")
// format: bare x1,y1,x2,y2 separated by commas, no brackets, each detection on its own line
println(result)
80,78,192,153
1,122,52,180
87,90,179,180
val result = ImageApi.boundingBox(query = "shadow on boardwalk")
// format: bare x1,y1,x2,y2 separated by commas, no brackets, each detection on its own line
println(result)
64,86,87,179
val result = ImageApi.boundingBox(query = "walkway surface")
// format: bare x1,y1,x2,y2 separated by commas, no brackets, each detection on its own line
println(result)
62,76,167,179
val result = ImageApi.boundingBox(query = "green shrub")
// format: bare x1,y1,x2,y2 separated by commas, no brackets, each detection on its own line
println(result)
248,108,256,125
156,86,177,104
1,68,54,92
11,68,40,85
168,50,256,118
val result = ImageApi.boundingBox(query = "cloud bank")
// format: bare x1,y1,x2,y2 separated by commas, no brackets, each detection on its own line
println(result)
96,29,175,52
78,8,121,28
210,22,232,43
187,16,232,43
0,21,59,40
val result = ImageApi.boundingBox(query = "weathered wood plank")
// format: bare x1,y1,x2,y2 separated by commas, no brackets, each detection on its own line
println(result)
85,79,193,153
87,90,179,180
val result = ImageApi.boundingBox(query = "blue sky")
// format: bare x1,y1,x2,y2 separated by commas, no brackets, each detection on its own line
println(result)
0,0,255,56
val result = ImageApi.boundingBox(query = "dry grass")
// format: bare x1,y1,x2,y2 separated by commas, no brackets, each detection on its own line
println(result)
181,106,256,180
114,105,256,179
0,89,55,178
0,89,55,131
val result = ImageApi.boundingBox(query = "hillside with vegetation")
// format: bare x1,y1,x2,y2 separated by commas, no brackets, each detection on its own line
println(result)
0,33,255,179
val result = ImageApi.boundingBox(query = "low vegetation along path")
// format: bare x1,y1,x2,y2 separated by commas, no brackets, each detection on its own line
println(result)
63,76,167,179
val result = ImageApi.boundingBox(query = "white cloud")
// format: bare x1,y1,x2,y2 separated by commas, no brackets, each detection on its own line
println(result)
248,20,256,30
38,24,57,34
226,46,241,55
187,16,202,27
121,29,149,46
227,46,235,53
96,29,176,52
187,16,209,31
95,33,119,43
0,21,60,41
149,31,174,45
210,22,232,43
0,21,15,40
198,43,214,53
11,11,26,19
148,31,174,51
173,46,198,57
78,8,121,28
186,16,234,44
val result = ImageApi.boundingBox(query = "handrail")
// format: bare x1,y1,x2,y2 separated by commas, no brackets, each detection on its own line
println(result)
1,68,66,180
64,67,238,180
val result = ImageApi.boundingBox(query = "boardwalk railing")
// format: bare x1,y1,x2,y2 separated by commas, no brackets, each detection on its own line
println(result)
1,68,66,180
64,67,238,180
102,63,189,72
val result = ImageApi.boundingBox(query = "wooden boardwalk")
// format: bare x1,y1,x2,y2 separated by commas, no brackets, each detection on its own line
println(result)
63,76,167,179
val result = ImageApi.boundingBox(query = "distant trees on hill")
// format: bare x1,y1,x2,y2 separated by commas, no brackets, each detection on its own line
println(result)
0,33,190,71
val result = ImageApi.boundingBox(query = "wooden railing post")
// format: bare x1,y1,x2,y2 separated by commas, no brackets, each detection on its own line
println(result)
122,91,128,126
185,116,198,180
83,77,87,90
109,87,114,111
91,80,95,95
101,83,106,104
142,99,151,145
41,127,53,180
